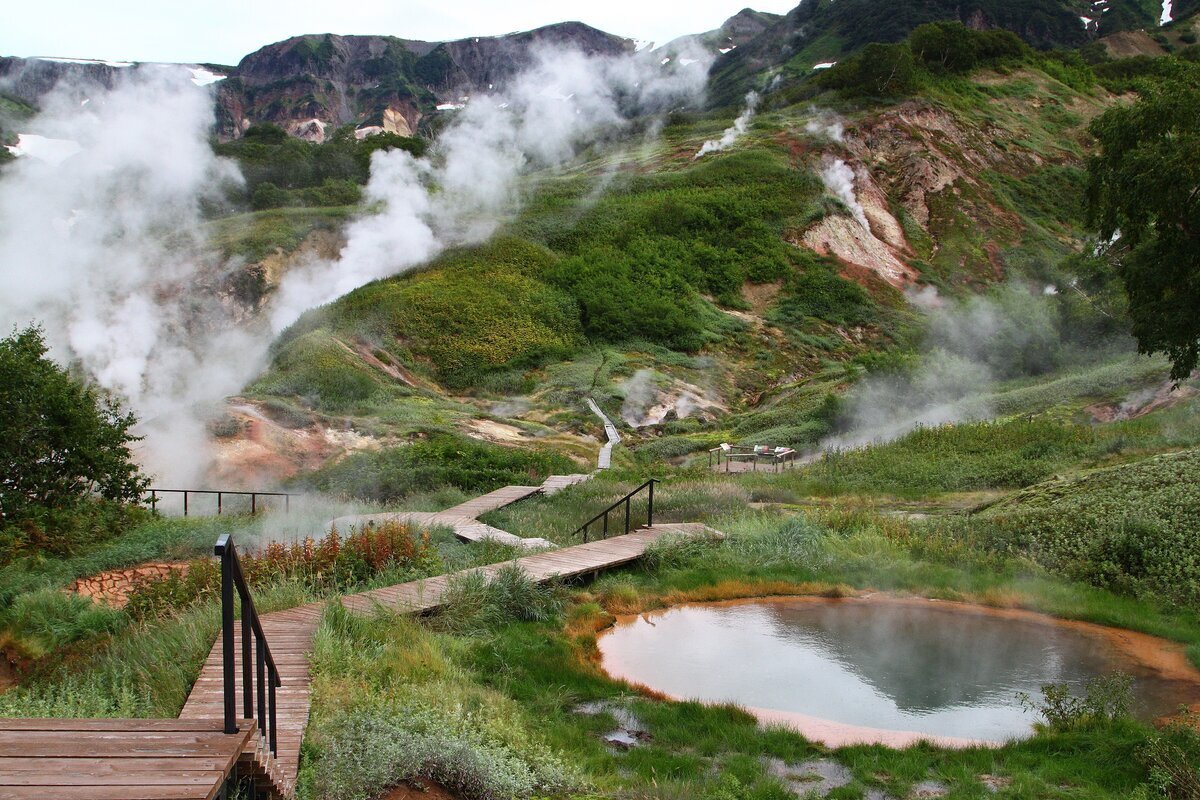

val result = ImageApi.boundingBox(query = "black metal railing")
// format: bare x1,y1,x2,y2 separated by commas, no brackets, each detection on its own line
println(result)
574,479,657,542
147,489,292,517
216,534,281,757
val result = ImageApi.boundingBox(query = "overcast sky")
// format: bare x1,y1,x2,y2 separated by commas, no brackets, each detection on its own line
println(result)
2,0,798,66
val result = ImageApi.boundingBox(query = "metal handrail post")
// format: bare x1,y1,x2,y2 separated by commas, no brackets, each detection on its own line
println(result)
241,608,252,720
216,536,238,734
256,641,266,736
268,670,278,755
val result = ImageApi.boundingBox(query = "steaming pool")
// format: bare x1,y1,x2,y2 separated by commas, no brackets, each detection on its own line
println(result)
597,597,1200,746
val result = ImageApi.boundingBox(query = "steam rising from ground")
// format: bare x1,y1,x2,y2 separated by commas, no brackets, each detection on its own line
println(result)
0,68,260,485
819,157,870,231
0,48,710,484
823,285,1065,450
805,110,845,142
695,91,759,159
271,46,711,332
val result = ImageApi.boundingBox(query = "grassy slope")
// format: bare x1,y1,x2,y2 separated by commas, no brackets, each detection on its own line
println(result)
236,61,1116,492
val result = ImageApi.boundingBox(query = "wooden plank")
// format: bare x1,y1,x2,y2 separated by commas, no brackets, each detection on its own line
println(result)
0,758,230,773
0,786,215,800
0,719,246,732
0,771,223,786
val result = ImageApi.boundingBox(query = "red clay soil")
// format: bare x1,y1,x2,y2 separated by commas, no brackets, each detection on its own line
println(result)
378,779,463,800
68,563,189,608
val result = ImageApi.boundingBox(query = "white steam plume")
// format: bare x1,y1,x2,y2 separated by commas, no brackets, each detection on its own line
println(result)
0,46,712,486
620,369,661,427
0,68,261,486
271,45,711,332
819,157,870,231
822,284,1062,450
805,109,845,142
695,91,759,159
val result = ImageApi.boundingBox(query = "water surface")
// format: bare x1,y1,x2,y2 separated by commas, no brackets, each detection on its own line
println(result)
598,597,1198,743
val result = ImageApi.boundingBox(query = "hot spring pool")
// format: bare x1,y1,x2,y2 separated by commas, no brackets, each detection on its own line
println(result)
597,596,1200,746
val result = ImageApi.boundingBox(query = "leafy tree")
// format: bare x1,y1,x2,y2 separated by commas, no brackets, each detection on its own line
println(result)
0,326,148,549
1087,63,1200,379
823,43,918,97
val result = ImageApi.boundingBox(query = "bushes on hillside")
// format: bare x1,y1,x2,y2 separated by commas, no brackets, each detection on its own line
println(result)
215,124,426,209
300,435,576,503
976,448,1200,605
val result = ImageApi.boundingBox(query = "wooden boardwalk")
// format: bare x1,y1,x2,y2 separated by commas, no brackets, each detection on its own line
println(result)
2,455,708,799
587,398,621,469
0,718,258,800
327,475,590,550
175,523,714,796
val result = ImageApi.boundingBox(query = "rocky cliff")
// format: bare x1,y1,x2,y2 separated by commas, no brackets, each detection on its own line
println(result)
215,22,631,140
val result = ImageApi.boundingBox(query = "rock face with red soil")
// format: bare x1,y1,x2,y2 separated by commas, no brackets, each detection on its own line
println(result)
69,563,189,608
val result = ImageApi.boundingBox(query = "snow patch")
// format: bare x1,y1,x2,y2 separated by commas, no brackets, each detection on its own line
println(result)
38,56,134,68
189,67,225,87
1161,0,1173,24
5,133,82,165
813,61,837,70
436,102,466,111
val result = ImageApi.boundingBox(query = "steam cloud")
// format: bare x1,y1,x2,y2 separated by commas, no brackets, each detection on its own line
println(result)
695,91,759,159
620,369,661,427
823,284,1065,450
0,47,711,484
805,110,845,142
0,67,261,486
819,157,870,231
271,45,712,332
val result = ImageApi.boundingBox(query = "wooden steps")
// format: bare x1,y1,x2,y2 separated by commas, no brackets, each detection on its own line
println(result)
0,718,257,800
178,607,320,798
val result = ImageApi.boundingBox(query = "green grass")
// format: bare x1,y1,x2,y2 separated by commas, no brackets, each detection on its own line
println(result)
974,447,1200,605
294,503,1200,800
298,434,578,503
207,206,355,261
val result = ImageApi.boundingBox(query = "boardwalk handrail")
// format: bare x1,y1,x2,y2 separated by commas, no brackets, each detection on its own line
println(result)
573,479,657,543
215,534,282,757
148,488,292,516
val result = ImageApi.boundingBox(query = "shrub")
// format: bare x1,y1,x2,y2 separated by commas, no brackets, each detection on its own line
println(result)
308,700,579,800
1019,672,1134,731
125,522,435,618
0,326,148,560
301,434,575,503
1140,714,1200,799
822,42,918,97
978,448,1200,604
